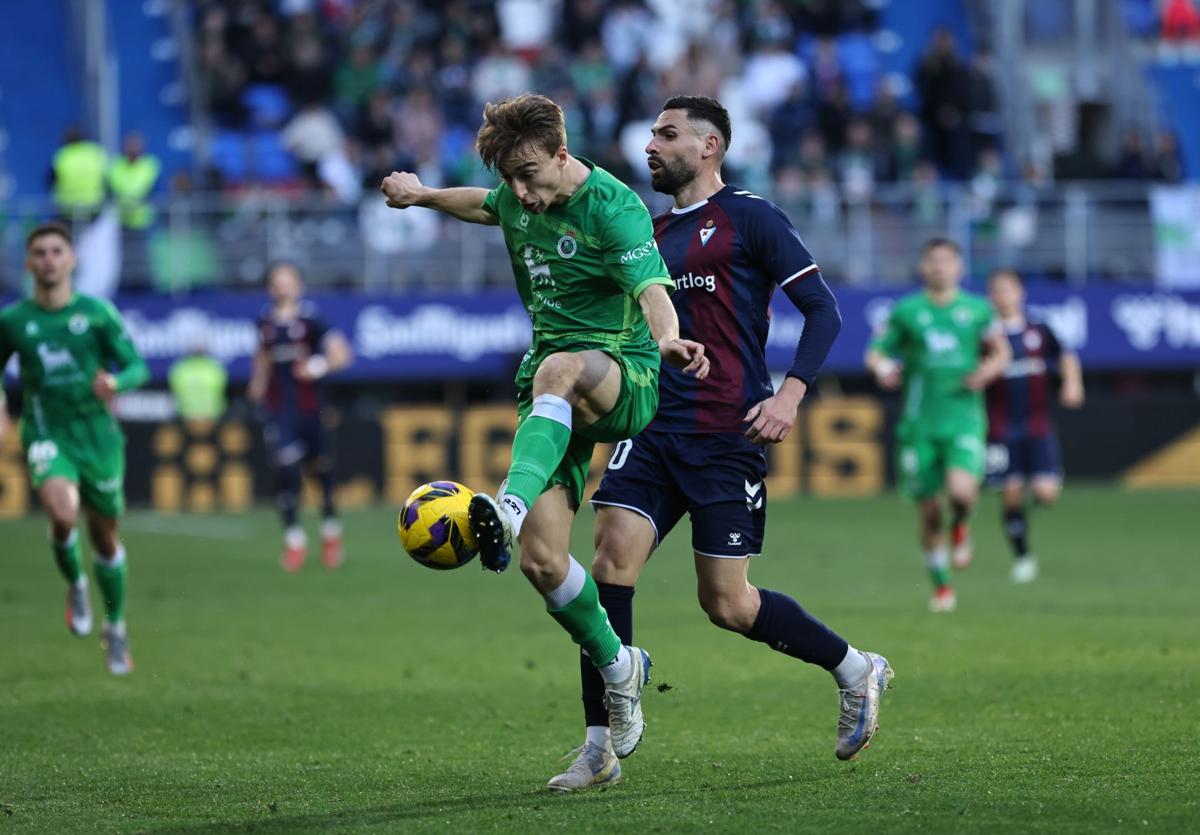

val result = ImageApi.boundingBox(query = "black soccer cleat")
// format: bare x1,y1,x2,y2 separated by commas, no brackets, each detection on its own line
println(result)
468,493,513,573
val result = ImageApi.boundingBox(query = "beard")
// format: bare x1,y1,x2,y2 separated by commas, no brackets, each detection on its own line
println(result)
649,156,697,195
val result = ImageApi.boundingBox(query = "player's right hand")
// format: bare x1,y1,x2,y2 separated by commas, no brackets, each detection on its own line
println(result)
873,360,901,390
380,171,425,209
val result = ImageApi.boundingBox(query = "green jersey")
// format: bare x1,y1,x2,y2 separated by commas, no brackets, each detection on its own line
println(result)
482,158,674,391
870,290,997,438
0,293,149,439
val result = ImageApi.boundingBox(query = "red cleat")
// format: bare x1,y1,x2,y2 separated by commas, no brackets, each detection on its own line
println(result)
282,527,307,573
321,530,344,570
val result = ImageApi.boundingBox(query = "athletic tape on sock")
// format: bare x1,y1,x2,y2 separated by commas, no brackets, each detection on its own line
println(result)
52,528,79,548
530,394,573,429
925,546,950,570
543,555,587,610
95,545,126,569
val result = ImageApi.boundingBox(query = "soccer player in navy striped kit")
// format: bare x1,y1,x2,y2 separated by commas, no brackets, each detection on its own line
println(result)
548,97,892,792
247,262,354,572
985,269,1084,583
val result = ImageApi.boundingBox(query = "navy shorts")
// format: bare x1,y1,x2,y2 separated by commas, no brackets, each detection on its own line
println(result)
986,433,1063,484
590,430,768,558
264,412,329,467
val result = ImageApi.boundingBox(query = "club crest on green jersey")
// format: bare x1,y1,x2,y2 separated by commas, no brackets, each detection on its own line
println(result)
69,313,90,334
556,234,577,259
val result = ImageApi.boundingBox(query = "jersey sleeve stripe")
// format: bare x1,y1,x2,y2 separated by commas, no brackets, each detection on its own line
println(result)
779,263,819,287
631,275,675,298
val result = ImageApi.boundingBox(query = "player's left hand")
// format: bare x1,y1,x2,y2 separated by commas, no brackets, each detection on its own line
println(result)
1060,382,1084,408
660,338,710,379
293,355,329,382
743,382,806,445
92,371,117,402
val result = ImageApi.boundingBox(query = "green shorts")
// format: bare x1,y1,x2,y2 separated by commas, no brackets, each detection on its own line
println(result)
23,417,126,518
897,431,985,500
517,351,660,509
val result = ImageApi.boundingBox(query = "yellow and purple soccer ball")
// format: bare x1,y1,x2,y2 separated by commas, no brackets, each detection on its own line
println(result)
397,481,479,570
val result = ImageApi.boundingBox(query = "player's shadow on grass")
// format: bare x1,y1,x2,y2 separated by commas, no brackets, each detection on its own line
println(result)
156,775,811,833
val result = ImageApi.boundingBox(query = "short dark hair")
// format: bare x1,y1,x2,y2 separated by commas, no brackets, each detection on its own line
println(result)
265,260,303,284
475,93,567,174
661,96,732,152
26,221,73,250
988,267,1022,287
921,237,961,256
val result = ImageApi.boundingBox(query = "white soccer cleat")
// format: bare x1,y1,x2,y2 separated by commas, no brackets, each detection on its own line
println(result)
66,578,93,637
835,651,894,761
1011,556,1039,584
929,586,957,613
604,647,651,759
547,742,622,792
102,622,134,676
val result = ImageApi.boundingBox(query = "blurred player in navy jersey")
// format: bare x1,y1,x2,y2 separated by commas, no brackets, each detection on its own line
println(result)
247,262,353,572
549,97,892,792
985,269,1084,583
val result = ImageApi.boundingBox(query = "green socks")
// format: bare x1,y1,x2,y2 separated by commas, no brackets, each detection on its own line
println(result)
545,557,622,667
52,530,83,585
93,547,127,625
504,395,573,509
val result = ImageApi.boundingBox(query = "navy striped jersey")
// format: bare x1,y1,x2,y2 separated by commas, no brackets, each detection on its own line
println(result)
647,185,822,433
256,301,329,417
986,318,1063,440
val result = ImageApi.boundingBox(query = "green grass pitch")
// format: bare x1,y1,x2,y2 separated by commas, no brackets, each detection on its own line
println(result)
2,485,1197,833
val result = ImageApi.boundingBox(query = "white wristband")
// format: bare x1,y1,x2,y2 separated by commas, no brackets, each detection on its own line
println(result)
305,355,329,379
875,358,898,377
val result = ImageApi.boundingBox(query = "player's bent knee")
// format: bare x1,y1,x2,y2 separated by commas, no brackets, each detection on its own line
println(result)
699,589,756,633
1032,482,1061,505
44,497,78,532
532,352,584,393
518,548,563,592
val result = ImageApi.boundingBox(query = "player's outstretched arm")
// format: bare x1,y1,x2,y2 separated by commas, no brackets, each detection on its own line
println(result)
1059,351,1084,407
246,348,269,405
380,172,497,226
638,284,709,379
965,329,1012,391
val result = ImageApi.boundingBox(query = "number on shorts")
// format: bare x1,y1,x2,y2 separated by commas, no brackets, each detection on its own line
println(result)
608,439,633,470
986,443,1009,476
27,440,59,465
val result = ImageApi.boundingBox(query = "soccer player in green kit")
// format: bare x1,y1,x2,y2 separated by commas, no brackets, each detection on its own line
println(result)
865,239,1010,612
381,94,709,760
0,222,148,673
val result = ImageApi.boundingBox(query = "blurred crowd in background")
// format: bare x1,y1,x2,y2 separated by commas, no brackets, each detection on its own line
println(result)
193,0,1186,208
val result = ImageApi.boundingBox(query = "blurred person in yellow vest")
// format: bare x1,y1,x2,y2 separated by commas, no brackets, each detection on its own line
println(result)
108,132,161,231
51,127,108,222
169,344,228,422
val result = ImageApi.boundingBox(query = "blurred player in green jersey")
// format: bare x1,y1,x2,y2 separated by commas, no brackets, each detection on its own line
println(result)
0,222,149,673
382,93,709,762
865,239,1010,612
